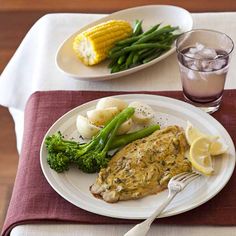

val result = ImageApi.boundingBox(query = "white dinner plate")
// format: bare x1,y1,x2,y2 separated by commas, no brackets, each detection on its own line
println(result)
56,5,193,81
40,94,235,219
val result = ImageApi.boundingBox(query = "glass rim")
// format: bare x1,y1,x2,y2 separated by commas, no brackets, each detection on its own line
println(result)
175,29,234,61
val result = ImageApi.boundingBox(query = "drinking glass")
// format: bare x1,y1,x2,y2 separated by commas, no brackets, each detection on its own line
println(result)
176,29,234,114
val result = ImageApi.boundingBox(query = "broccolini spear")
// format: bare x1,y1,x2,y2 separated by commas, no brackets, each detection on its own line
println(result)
45,133,77,172
46,107,135,173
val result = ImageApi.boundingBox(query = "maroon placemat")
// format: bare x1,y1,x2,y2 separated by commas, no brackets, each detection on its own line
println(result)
2,90,236,236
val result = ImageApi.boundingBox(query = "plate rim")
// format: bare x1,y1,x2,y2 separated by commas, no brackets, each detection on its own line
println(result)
40,94,236,219
55,5,193,81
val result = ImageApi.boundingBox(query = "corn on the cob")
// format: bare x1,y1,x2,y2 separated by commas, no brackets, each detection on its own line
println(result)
73,20,132,66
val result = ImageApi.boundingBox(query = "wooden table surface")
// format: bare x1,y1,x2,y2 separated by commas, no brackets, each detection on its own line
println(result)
0,0,236,231
1,0,236,73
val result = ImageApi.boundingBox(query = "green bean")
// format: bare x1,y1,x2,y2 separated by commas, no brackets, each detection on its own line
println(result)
154,33,171,41
125,51,136,68
139,48,158,60
135,25,171,44
133,20,143,36
111,63,127,73
134,26,179,44
138,48,150,55
118,54,126,65
142,23,161,36
118,64,126,72
108,45,123,57
165,34,181,44
157,33,175,43
129,62,142,68
108,21,179,73
111,64,120,73
143,50,165,63
110,43,170,58
115,35,142,46
132,52,140,64
115,23,161,47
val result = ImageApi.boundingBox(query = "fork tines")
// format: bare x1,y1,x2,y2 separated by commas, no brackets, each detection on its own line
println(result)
173,172,200,184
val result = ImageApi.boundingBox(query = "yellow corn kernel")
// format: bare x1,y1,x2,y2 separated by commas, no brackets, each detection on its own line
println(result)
73,20,132,66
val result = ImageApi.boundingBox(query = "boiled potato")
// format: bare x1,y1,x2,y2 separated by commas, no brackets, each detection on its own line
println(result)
117,118,133,135
96,97,128,112
76,115,100,139
87,107,119,126
129,101,155,124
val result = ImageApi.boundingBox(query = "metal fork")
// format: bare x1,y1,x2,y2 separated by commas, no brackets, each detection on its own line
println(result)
124,172,200,236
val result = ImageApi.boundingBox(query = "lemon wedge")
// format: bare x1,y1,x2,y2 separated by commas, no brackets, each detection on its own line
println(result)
185,121,205,145
189,136,214,175
185,121,219,144
210,141,228,156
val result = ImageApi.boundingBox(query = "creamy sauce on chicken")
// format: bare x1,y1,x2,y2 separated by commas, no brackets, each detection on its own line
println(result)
90,126,191,203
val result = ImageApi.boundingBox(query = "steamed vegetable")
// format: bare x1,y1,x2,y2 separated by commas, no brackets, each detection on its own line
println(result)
129,101,155,124
46,107,135,173
116,118,133,135
76,115,101,139
87,107,119,126
96,97,128,111
46,107,160,173
108,21,179,73
109,43,170,59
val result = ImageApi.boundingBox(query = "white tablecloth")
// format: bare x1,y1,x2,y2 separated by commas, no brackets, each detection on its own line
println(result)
1,11,236,236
